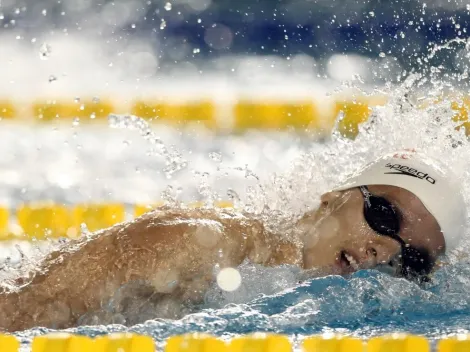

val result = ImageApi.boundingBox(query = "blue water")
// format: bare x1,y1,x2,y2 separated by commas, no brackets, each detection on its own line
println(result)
12,263,470,350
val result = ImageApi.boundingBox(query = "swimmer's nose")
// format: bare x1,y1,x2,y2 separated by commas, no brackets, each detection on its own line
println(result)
366,247,378,261
363,245,398,269
360,246,380,269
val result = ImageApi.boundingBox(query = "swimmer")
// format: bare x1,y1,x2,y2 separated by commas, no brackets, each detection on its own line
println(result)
0,150,466,332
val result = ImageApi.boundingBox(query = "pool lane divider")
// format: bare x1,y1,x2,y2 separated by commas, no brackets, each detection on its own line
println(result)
5,94,469,139
0,332,468,352
1,95,469,138
0,201,235,241
0,97,382,139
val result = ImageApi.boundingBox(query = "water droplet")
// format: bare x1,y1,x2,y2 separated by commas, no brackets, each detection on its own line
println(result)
164,2,172,11
209,151,222,163
72,117,80,126
42,9,47,16
193,48,200,54
197,18,202,23
80,223,90,236
92,97,100,103
79,104,85,111
227,189,240,202
74,97,80,103
48,75,57,83
131,23,136,29
39,43,51,60
90,112,96,119
352,74,365,83
108,114,188,178
369,11,375,17
379,52,386,58
31,37,36,43
108,62,113,67
160,19,166,30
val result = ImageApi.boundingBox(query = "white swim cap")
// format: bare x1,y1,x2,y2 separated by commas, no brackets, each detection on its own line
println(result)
332,150,467,253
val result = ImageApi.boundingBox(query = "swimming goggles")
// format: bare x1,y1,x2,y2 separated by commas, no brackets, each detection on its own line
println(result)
359,186,434,281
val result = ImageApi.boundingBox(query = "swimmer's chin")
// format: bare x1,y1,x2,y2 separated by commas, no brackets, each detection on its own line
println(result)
301,255,361,278
298,265,352,281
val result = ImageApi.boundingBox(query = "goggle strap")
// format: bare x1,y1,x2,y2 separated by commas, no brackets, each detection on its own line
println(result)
359,186,372,207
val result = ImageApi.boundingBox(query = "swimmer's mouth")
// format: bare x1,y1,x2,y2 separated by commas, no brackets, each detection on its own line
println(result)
338,250,360,272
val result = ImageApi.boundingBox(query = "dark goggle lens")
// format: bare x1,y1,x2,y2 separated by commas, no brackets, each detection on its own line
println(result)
360,187,434,282
364,196,400,237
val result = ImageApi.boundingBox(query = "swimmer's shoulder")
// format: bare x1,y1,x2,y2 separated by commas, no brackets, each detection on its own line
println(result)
132,204,258,225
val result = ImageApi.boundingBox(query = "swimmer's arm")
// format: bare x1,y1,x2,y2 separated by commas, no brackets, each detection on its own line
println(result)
0,207,276,331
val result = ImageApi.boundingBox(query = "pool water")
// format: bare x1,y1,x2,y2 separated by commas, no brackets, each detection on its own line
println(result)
4,74,470,351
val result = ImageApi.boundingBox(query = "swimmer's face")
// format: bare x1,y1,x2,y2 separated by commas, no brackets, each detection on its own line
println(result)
299,185,445,277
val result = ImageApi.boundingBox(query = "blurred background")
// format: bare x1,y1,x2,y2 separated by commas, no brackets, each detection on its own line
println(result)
0,0,469,235
1,0,469,100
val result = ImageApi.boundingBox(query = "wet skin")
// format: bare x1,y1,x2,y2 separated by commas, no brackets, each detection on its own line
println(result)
299,185,444,276
0,185,444,331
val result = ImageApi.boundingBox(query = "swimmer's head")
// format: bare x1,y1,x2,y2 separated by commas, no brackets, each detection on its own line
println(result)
299,149,467,281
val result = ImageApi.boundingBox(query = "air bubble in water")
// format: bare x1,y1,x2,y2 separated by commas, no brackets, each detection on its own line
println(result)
164,2,172,11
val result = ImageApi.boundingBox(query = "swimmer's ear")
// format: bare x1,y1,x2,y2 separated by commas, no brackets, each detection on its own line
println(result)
320,191,344,207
